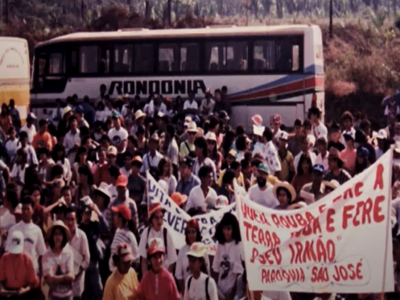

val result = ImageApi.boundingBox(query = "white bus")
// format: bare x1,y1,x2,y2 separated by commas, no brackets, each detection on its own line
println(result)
30,25,324,129
0,37,30,124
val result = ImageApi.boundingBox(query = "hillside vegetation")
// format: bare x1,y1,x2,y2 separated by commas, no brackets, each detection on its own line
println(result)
1,1,400,124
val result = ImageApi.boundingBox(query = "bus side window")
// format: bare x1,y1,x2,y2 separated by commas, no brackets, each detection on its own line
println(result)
253,40,276,71
180,43,199,72
135,44,154,74
79,46,98,74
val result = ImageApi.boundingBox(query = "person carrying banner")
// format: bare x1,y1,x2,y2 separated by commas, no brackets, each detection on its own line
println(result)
212,213,243,300
248,163,278,209
324,147,352,185
137,238,180,300
184,242,218,300
138,203,177,276
272,181,297,210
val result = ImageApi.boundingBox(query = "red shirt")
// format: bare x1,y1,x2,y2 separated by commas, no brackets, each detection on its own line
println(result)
93,163,110,186
0,253,39,289
138,268,180,300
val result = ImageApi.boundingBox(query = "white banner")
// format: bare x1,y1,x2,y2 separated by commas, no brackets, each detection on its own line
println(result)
147,173,235,255
235,150,394,293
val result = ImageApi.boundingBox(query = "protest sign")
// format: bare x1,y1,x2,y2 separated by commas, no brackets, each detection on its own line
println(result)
147,173,235,255
235,150,394,293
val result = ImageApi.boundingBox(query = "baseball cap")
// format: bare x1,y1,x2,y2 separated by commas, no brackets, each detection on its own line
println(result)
357,146,369,158
116,243,135,262
215,195,229,209
74,105,84,114
111,204,131,221
148,238,165,256
186,219,200,231
7,231,24,254
95,182,111,199
112,110,121,119
186,242,207,258
180,156,194,168
171,193,188,207
257,163,270,175
279,131,289,141
313,164,325,174
148,202,164,219
107,146,118,157
228,149,237,159
131,156,143,166
115,175,128,188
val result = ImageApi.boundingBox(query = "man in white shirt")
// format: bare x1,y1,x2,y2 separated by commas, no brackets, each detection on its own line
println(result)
252,127,281,177
166,124,179,167
140,134,164,174
248,163,278,208
309,107,328,141
51,99,64,127
6,196,46,274
183,91,199,116
20,113,37,144
315,137,329,173
147,95,167,118
64,116,81,166
108,110,128,153
186,165,218,213
199,90,215,119
293,135,317,173
17,131,38,166
341,111,356,144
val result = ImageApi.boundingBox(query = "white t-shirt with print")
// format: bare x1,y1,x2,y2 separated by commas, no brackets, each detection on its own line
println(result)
184,272,218,300
175,244,211,283
20,124,36,144
10,164,28,184
186,185,218,213
312,123,328,140
138,226,178,268
7,221,47,273
120,166,132,178
212,241,244,295
108,127,128,147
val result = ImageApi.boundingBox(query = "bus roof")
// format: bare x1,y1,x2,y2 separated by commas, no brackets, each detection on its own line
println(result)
37,24,319,48
0,36,28,43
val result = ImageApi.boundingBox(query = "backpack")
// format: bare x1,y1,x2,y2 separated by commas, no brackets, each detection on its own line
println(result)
187,275,210,300
145,226,168,255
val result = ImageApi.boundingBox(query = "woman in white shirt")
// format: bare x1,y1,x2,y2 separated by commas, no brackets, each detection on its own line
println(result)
184,242,217,300
212,213,244,300
176,219,210,294
158,157,177,196
94,101,109,123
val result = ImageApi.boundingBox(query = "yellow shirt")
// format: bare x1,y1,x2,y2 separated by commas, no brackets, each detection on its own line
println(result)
179,141,195,159
250,175,279,186
103,268,139,300
217,169,245,187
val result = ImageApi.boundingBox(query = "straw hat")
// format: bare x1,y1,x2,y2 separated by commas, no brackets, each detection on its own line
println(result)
46,220,71,242
186,242,207,258
95,182,111,199
205,131,217,142
273,181,297,202
134,110,146,120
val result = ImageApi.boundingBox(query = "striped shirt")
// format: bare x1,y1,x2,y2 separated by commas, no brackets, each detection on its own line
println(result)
109,227,139,271
323,169,352,185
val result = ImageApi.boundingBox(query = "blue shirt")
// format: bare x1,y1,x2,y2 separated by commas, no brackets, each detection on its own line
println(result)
176,173,200,196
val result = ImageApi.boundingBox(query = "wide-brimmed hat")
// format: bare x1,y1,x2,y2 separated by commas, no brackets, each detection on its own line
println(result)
171,193,188,207
375,129,388,140
63,106,72,116
134,110,146,120
148,238,165,256
205,132,217,142
111,204,131,221
95,182,111,199
187,242,207,258
227,149,237,159
46,220,71,242
7,231,24,254
148,202,164,219
187,122,198,133
273,181,297,202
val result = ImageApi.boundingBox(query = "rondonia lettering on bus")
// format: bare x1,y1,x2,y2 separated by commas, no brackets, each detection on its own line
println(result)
235,150,394,293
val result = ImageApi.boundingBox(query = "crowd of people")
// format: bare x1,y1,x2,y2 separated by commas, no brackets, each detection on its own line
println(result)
0,84,399,300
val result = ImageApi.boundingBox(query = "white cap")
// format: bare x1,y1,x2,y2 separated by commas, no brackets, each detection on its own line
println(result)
80,196,93,207
253,125,265,137
7,231,24,254
215,196,229,209
184,117,192,126
279,131,289,141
